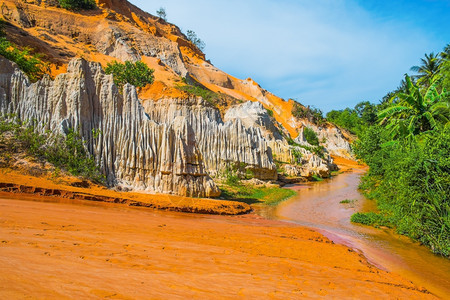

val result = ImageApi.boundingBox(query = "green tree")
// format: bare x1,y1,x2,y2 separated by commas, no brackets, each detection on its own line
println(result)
439,44,450,91
156,7,167,21
410,52,441,87
105,61,155,91
440,43,450,60
355,101,378,125
186,30,205,51
378,75,449,139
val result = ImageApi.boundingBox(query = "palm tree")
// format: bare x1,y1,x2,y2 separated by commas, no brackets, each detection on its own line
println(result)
378,75,449,140
440,44,450,60
410,53,441,87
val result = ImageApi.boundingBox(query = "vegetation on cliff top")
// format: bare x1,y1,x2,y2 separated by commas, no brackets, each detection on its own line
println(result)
105,61,155,91
0,37,49,82
338,44,450,256
58,0,96,10
185,30,206,51
292,102,326,126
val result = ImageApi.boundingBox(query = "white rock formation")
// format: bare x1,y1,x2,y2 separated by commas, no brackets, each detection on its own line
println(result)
0,57,217,197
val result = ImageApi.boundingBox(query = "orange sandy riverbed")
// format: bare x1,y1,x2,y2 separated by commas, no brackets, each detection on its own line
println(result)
0,196,435,299
0,169,250,215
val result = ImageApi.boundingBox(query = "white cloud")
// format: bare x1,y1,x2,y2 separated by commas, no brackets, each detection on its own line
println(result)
129,0,445,112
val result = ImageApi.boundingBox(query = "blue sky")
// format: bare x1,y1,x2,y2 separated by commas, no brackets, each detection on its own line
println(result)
129,0,450,112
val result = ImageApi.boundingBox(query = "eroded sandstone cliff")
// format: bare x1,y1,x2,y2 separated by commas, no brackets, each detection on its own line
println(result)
0,58,221,196
0,0,353,197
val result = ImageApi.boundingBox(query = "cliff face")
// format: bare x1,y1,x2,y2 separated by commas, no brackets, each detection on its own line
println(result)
0,58,220,197
0,0,353,197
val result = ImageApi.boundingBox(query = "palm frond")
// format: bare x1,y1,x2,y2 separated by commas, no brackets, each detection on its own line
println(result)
378,106,410,119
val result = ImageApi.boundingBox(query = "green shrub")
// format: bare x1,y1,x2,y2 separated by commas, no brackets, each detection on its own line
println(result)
176,84,220,107
0,117,104,183
220,183,296,206
105,61,155,91
44,129,104,182
291,148,303,164
0,38,48,82
58,0,96,10
185,30,205,51
292,102,325,125
303,127,319,146
355,128,450,256
351,212,383,226
225,170,240,186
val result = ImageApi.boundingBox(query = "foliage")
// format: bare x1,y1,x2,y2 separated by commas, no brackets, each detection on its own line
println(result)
378,75,449,140
58,0,96,10
185,30,205,51
105,61,155,91
0,37,49,82
349,44,450,256
410,52,441,87
0,117,104,183
326,101,378,136
311,174,323,182
351,212,391,227
285,135,324,159
220,182,296,206
291,147,302,164
303,127,319,146
176,83,220,107
355,128,449,255
292,102,326,126
156,7,167,21
224,166,240,186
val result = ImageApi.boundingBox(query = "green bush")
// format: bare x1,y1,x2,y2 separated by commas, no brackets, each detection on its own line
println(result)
303,127,319,146
220,183,296,206
291,148,303,164
355,128,450,256
350,212,390,227
105,61,154,91
176,84,221,107
225,168,240,186
58,0,96,10
0,38,48,82
0,117,104,183
185,30,205,51
333,44,450,256
292,102,325,126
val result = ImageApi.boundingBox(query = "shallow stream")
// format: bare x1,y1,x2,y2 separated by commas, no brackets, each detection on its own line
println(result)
255,170,450,298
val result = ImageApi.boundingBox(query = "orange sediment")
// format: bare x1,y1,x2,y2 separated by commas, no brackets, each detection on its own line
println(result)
0,196,434,299
0,169,250,215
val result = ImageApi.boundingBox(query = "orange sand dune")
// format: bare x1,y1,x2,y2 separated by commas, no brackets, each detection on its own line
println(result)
0,197,434,299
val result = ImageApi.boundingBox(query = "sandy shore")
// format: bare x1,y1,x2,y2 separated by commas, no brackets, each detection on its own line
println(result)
0,196,435,299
